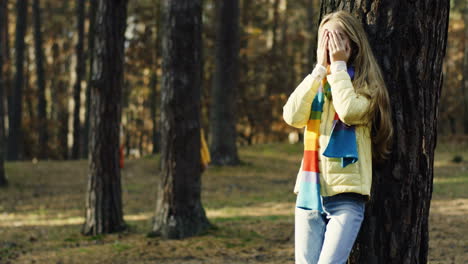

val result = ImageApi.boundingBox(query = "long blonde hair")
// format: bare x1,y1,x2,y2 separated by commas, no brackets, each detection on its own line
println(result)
319,10,393,161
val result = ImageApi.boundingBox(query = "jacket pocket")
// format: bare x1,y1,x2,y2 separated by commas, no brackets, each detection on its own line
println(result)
325,157,360,175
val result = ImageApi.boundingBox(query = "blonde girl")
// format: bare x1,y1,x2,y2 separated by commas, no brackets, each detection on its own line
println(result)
283,10,393,264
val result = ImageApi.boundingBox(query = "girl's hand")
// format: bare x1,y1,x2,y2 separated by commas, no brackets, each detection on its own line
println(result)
317,29,329,68
328,30,351,63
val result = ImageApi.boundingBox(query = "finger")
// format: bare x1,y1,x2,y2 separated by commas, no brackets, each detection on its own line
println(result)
333,31,343,50
330,32,338,51
320,32,327,48
320,29,327,45
328,38,334,53
321,30,329,48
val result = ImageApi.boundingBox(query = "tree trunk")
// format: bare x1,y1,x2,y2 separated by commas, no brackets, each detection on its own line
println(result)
151,0,161,155
319,1,449,263
83,0,98,159
82,0,128,235
151,0,211,239
0,0,8,186
463,3,468,133
306,0,319,72
150,72,159,154
7,0,28,161
1,1,12,142
71,0,85,159
209,0,240,166
33,0,48,159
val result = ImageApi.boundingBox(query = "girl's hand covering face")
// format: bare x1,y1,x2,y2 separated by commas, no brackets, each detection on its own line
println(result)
317,29,329,68
328,30,351,63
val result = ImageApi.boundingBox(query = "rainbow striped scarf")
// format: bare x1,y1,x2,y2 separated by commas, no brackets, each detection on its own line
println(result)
296,66,357,211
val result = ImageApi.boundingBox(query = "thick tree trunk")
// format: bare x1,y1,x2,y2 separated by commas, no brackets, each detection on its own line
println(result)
7,0,28,161
0,0,8,186
82,0,128,235
83,0,98,159
152,0,211,239
71,0,85,159
33,0,48,159
209,0,240,166
319,1,449,263
306,0,319,72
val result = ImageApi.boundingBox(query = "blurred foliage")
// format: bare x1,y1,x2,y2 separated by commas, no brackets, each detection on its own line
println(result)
1,0,463,159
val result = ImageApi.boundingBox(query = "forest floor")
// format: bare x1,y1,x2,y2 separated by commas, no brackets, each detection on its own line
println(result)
0,138,467,264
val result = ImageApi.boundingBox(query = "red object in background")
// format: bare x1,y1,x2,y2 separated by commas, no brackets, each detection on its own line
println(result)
119,145,124,169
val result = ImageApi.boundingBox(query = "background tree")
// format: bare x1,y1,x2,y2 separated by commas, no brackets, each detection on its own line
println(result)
7,0,28,161
0,0,8,186
83,0,98,159
71,0,85,159
318,1,449,263
82,0,128,235
209,0,240,165
33,0,48,159
463,0,468,133
152,0,211,239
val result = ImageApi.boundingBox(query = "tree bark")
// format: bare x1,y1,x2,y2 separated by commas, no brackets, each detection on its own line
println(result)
151,0,161,155
71,0,85,159
82,0,128,235
150,72,159,154
209,0,240,166
319,1,449,263
83,0,98,159
0,0,8,186
463,3,468,133
33,0,48,159
151,0,211,239
7,0,28,161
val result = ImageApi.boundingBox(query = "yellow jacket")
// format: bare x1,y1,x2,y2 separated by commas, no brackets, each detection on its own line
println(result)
283,68,373,198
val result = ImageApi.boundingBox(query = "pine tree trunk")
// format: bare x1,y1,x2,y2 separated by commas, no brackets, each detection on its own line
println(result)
319,1,449,263
83,0,98,159
1,1,12,141
82,0,128,235
71,0,85,159
151,0,211,239
463,3,468,133
0,0,8,186
306,0,319,72
7,0,28,161
209,0,240,166
33,0,48,159
151,0,161,155
150,72,159,154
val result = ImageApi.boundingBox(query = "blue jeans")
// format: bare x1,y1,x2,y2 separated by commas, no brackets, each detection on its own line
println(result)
295,196,365,264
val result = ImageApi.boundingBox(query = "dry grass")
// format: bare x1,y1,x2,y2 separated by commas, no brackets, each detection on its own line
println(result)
0,141,466,264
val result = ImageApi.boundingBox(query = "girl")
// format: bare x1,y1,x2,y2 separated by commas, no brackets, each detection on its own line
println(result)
282,11,393,264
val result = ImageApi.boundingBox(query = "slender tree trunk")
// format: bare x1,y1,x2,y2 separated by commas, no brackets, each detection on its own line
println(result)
151,0,211,239
150,72,159,154
319,1,449,263
71,0,85,159
463,3,468,134
0,0,8,186
7,0,28,161
1,1,12,140
151,0,161,155
33,0,48,159
209,0,240,165
83,0,98,159
82,0,128,235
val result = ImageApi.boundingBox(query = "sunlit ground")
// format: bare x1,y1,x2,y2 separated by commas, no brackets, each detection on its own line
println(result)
0,140,466,263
